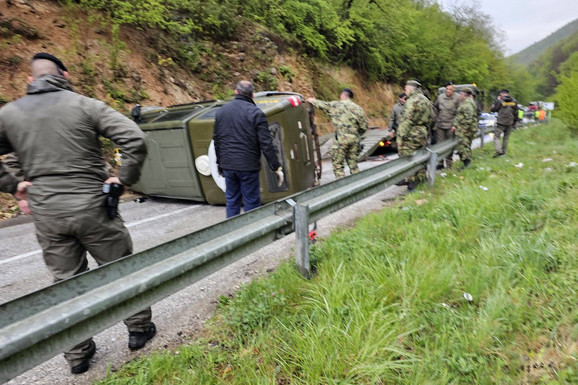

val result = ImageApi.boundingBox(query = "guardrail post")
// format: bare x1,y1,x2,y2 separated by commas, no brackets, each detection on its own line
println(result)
426,150,438,187
479,126,485,147
294,204,311,278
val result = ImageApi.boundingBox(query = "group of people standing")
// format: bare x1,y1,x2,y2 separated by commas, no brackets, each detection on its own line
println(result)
310,79,519,190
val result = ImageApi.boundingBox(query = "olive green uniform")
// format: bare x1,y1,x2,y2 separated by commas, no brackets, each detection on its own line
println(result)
397,89,431,185
490,95,519,156
310,98,368,178
433,92,460,167
389,101,404,132
453,97,478,163
0,74,149,367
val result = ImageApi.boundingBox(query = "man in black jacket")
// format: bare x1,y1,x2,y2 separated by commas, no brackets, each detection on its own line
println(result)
490,89,519,157
213,81,284,218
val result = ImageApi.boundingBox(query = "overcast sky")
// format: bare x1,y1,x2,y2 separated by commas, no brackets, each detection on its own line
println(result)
437,0,578,55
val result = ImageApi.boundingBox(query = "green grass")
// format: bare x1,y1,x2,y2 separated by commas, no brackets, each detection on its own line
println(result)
97,120,577,384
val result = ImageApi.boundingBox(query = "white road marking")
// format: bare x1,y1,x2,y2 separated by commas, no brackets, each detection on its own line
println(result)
0,205,198,266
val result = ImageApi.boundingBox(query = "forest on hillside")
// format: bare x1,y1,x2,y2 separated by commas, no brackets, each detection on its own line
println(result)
66,0,519,101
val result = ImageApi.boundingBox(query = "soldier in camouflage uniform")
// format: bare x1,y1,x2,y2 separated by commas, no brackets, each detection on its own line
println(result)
397,79,431,189
308,89,369,178
451,88,478,168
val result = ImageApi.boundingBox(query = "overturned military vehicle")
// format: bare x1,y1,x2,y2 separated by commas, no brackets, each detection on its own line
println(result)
129,92,321,205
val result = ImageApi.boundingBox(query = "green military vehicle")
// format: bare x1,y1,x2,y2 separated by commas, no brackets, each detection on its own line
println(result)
129,92,321,205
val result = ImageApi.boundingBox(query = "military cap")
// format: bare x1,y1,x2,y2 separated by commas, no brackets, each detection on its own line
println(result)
460,87,473,95
342,88,354,99
406,79,421,88
32,52,68,72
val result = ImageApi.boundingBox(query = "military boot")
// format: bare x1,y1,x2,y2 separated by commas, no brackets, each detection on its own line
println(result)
462,159,471,169
128,322,157,350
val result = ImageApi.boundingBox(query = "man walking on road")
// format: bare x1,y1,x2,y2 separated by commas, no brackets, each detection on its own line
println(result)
433,82,460,168
397,79,431,190
490,89,519,157
307,88,369,179
213,80,284,218
452,87,478,169
389,92,406,133
0,53,154,374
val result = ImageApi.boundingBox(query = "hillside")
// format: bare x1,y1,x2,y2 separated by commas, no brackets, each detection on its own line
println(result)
510,18,578,65
0,1,397,121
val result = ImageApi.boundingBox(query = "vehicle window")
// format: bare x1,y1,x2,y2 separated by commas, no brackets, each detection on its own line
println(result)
197,106,222,120
151,107,204,123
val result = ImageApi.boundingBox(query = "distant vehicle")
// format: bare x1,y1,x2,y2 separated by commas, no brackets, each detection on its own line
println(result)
478,112,496,129
129,92,321,205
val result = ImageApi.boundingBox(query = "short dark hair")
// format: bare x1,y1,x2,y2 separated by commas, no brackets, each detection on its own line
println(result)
500,89,509,94
399,92,406,99
236,80,254,97
342,88,354,99
32,52,67,72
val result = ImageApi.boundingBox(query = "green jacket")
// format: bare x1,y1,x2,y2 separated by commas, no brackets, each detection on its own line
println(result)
310,98,368,140
397,89,431,141
453,97,478,136
433,92,460,130
0,75,147,217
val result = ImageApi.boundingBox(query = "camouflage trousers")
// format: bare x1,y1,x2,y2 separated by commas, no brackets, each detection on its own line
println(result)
456,129,474,162
435,129,455,167
331,136,360,179
397,130,427,185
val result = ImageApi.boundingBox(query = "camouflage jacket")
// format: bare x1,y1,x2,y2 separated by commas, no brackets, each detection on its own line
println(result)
433,92,460,130
397,89,431,139
389,101,404,132
453,97,478,135
310,98,368,140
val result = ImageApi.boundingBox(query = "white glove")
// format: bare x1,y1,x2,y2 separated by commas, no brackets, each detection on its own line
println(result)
275,167,284,187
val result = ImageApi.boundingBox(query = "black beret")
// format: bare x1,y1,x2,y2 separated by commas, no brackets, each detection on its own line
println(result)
500,88,509,94
32,52,67,72
342,88,354,99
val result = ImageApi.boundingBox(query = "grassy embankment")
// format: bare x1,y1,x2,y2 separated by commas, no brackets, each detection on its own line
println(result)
98,120,577,384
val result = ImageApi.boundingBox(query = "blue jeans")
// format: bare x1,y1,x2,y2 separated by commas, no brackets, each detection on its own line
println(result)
223,170,261,218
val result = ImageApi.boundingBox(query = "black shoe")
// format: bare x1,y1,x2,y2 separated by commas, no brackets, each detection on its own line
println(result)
395,180,408,186
407,180,417,191
462,159,471,169
493,152,504,158
70,341,96,374
128,322,156,351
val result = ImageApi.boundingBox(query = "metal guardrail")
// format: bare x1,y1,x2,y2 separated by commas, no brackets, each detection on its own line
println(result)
0,139,458,383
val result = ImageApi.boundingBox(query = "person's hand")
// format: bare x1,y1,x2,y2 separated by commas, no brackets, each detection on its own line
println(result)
307,97,315,103
497,95,502,100
104,176,122,185
451,126,456,132
275,167,284,187
14,181,32,201
18,199,31,215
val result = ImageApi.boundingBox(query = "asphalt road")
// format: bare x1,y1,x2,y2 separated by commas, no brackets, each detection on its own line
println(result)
1,134,494,384
0,152,409,385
